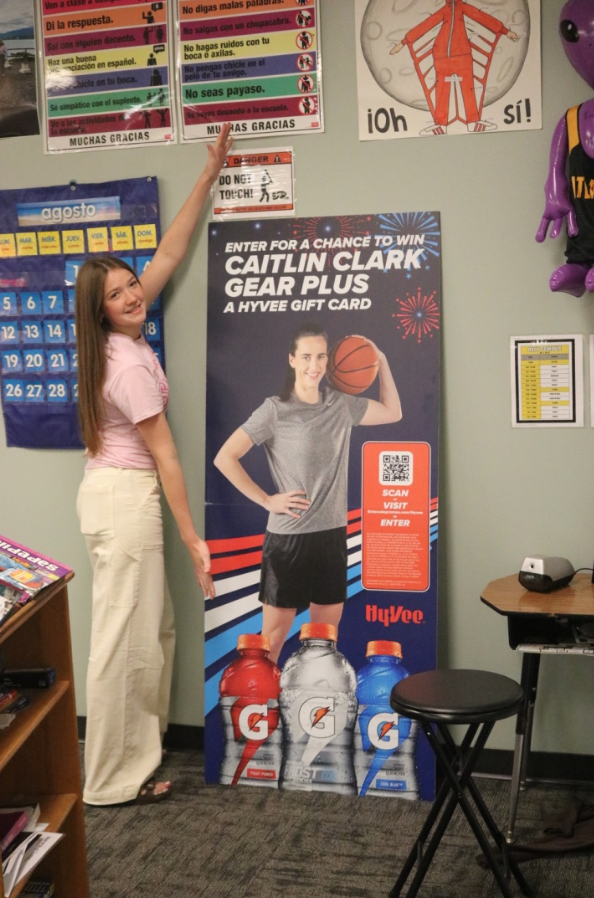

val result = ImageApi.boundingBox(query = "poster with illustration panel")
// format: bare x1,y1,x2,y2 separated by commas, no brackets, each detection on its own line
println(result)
0,177,164,449
176,0,323,141
39,0,176,152
205,212,441,800
356,0,541,141
0,0,40,139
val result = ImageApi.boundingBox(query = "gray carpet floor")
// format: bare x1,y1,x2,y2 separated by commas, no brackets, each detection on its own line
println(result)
82,750,594,898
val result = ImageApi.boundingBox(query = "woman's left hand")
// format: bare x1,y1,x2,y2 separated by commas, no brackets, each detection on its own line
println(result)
188,537,216,599
351,334,386,365
204,122,233,184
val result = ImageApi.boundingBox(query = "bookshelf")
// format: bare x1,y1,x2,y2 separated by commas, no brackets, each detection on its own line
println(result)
0,574,89,898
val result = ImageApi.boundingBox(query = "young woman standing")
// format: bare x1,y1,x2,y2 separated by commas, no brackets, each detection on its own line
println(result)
76,124,232,805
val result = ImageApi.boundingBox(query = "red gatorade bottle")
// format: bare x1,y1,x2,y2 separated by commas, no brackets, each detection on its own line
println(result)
219,634,282,787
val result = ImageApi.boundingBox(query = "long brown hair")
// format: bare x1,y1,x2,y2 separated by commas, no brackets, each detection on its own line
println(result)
75,256,137,455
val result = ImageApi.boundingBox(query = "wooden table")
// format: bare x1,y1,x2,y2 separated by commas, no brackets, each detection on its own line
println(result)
481,573,594,842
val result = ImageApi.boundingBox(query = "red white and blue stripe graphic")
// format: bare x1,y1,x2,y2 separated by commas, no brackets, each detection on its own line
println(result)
205,498,438,715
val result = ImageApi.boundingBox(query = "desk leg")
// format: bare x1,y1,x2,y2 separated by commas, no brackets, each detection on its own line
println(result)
506,653,540,844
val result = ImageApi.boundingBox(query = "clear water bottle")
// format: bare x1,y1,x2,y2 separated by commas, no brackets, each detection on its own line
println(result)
219,634,282,787
279,622,358,793
354,640,419,799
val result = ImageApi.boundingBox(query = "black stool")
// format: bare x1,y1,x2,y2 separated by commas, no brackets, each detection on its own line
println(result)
389,669,533,898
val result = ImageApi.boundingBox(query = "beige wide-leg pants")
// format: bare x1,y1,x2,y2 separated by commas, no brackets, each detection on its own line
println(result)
77,468,175,805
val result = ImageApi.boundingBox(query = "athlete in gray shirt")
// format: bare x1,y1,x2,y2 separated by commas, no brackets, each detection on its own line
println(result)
214,322,402,663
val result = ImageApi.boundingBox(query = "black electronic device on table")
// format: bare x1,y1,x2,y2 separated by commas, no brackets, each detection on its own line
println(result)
518,555,575,593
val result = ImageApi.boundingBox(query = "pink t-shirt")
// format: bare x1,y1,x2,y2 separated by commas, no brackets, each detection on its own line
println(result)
86,332,168,469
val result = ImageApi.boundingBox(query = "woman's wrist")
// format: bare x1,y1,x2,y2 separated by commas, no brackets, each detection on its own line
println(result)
182,530,203,549
198,170,216,189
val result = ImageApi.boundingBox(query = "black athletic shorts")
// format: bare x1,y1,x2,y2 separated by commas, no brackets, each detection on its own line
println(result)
259,526,347,609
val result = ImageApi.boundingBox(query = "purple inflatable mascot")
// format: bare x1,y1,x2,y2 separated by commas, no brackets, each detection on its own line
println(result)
537,1,594,296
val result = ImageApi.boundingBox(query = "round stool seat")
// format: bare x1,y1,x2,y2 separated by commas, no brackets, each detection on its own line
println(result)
390,669,524,724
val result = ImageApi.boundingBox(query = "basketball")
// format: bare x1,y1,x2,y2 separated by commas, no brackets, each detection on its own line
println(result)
326,335,379,395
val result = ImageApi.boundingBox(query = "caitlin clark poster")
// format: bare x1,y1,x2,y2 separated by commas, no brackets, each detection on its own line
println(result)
204,213,441,800
355,0,541,140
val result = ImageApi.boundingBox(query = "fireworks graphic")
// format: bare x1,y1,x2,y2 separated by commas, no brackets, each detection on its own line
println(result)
291,216,370,259
378,212,441,265
394,287,440,342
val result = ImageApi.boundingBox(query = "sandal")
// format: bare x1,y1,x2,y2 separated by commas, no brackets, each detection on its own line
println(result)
135,778,172,804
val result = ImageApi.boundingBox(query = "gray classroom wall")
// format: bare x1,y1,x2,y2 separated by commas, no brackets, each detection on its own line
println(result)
1,3,593,756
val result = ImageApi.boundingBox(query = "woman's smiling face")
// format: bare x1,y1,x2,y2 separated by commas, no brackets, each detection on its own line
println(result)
289,334,328,398
102,267,146,338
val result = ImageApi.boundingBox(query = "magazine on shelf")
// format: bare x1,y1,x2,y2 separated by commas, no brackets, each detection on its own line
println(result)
0,809,29,852
0,535,72,626
0,805,40,852
2,830,62,896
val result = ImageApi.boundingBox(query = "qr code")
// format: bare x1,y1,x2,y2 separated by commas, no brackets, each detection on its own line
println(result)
379,451,413,485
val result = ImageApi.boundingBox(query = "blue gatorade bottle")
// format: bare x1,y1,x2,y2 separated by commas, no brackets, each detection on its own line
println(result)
354,640,419,798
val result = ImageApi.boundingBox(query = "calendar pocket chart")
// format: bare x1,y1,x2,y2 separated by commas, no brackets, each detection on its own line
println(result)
0,177,163,449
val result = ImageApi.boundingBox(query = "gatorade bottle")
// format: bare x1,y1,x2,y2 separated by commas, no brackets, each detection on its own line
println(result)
354,641,419,799
219,634,282,788
279,622,358,793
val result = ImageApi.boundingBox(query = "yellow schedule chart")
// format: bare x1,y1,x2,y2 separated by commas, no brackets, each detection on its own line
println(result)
511,336,583,427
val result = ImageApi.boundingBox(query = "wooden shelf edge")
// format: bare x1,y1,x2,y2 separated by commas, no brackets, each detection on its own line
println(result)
0,683,69,769
7,793,78,834
3,794,80,898
0,576,89,898
0,574,74,645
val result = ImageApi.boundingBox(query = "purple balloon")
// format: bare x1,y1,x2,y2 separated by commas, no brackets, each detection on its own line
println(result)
559,0,594,89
